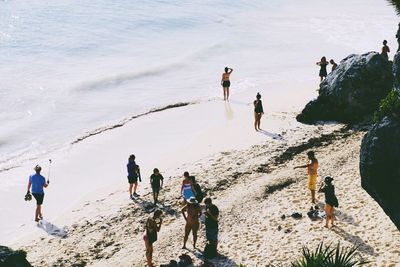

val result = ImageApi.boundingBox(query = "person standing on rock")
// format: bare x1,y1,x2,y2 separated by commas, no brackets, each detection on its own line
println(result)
182,197,202,249
381,40,390,61
221,67,233,101
181,172,196,202
144,210,163,267
150,168,164,205
294,151,319,204
316,57,329,82
127,154,141,199
319,176,338,228
204,198,220,251
330,59,338,72
253,92,264,131
27,165,49,222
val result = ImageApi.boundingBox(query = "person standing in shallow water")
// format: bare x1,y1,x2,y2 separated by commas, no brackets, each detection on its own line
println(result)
253,92,264,131
294,151,319,204
319,176,339,228
381,40,390,60
329,59,337,73
221,67,233,101
316,57,329,82
27,165,49,222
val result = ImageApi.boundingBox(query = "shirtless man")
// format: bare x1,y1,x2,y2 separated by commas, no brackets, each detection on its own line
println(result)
294,151,319,203
221,67,233,101
181,197,202,249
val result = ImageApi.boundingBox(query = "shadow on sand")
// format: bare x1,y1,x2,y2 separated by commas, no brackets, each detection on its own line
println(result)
133,196,179,217
259,129,284,141
37,220,68,238
331,226,377,256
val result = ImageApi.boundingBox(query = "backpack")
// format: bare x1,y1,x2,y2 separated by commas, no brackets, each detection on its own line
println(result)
203,243,217,259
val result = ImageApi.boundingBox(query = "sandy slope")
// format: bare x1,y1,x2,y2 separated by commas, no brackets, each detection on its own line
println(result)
20,122,400,266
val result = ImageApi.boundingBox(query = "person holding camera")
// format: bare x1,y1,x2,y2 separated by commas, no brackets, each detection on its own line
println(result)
143,210,163,267
26,165,49,222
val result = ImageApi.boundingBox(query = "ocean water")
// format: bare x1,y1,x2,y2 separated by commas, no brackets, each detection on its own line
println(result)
0,0,398,170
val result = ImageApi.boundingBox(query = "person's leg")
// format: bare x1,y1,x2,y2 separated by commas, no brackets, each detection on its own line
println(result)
257,114,262,130
320,76,323,82
133,182,138,195
223,87,227,100
193,222,199,248
152,191,156,204
311,189,316,204
129,183,133,197
35,205,40,221
226,87,230,100
331,207,335,226
254,113,258,131
183,223,191,249
325,204,331,227
145,240,153,267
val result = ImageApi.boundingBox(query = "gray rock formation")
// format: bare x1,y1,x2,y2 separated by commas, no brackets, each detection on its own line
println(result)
297,52,393,124
360,116,400,230
0,246,32,267
393,51,400,91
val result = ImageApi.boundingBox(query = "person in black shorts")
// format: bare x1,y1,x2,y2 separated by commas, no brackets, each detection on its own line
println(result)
253,92,264,131
127,154,141,199
204,198,219,250
319,176,339,228
150,168,164,205
221,67,233,101
26,165,49,222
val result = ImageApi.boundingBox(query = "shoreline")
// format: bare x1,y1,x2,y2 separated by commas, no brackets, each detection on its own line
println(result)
18,123,400,266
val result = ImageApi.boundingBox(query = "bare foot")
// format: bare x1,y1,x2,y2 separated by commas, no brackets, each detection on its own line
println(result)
182,246,187,250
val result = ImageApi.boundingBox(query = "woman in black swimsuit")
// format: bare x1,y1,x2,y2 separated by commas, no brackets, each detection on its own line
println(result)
221,67,233,101
253,92,264,131
316,56,329,82
319,176,338,228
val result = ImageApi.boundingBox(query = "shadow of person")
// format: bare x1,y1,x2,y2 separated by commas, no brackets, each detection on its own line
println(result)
224,101,234,120
331,226,377,256
335,210,359,226
259,129,284,141
37,220,68,238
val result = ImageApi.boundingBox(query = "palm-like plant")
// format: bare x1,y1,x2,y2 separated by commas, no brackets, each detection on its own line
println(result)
291,242,369,267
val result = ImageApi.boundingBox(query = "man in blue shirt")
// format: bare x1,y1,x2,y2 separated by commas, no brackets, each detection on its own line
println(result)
27,165,48,222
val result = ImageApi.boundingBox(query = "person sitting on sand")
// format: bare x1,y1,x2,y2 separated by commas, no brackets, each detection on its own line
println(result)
221,67,233,101
318,176,339,228
381,40,390,60
182,197,202,249
253,92,264,131
181,172,196,202
26,165,49,222
329,59,337,72
204,198,219,250
144,210,163,267
316,57,329,82
127,154,141,199
150,168,164,205
294,151,319,204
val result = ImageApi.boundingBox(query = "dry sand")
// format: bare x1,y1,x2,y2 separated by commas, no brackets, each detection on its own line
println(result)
19,121,400,266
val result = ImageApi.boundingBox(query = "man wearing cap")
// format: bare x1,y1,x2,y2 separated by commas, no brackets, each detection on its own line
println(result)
27,165,48,222
181,196,202,249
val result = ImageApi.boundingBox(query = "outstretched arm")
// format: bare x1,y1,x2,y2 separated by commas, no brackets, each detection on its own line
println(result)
294,163,309,169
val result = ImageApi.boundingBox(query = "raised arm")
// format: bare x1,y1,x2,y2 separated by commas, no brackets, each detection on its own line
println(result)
228,68,233,74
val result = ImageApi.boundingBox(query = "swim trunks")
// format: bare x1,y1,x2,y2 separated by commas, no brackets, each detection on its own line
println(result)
308,174,317,190
152,186,160,194
32,193,44,205
128,175,138,184
222,81,230,87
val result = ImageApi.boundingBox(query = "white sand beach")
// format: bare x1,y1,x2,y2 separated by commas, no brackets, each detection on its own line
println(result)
5,91,399,266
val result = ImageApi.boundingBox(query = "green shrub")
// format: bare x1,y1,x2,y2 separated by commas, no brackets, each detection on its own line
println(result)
374,89,400,122
291,242,369,267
